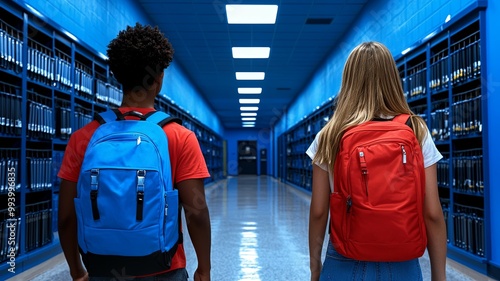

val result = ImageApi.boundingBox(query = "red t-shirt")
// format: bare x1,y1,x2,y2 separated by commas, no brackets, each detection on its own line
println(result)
57,107,210,275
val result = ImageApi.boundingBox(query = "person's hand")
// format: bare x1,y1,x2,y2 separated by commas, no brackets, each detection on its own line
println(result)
193,268,210,281
73,271,88,281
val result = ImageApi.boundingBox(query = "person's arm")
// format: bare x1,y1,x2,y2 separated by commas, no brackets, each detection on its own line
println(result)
58,179,88,281
423,164,447,281
309,164,330,281
178,179,211,281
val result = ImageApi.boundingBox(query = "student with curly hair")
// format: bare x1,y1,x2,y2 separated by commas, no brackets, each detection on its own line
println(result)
307,42,447,281
58,23,211,281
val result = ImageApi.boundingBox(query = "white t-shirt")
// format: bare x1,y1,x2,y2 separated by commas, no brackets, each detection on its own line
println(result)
306,125,443,191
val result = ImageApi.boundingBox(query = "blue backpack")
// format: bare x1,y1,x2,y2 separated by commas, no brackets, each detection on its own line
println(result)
75,109,182,277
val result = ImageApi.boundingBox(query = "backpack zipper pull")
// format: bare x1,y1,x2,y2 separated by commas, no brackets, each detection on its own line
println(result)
401,145,407,164
136,170,146,221
90,169,100,220
359,150,369,196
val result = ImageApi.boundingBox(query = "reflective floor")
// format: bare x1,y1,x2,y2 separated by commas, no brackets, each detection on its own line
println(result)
186,176,313,281
9,176,495,280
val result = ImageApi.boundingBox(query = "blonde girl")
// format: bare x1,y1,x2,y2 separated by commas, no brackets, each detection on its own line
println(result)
306,41,447,281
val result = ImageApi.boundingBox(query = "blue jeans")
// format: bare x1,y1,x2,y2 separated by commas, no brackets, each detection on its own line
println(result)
89,268,188,281
320,242,423,281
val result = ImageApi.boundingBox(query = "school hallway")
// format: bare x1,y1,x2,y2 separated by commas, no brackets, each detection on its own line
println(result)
8,176,494,281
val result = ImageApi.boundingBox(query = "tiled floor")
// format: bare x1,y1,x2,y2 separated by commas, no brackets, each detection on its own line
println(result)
8,176,497,280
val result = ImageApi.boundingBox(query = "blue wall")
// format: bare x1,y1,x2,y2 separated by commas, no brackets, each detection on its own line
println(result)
485,0,500,269
19,0,224,136
225,129,271,176
160,62,223,134
273,0,478,178
275,0,477,136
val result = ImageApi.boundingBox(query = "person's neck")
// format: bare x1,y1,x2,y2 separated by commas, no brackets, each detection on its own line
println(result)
121,101,155,108
121,91,156,108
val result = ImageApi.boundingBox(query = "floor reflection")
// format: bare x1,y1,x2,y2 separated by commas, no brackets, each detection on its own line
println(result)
239,222,261,281
184,175,313,281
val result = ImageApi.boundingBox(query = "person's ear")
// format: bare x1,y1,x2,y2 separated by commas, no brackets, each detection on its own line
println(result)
156,71,164,83
154,71,165,93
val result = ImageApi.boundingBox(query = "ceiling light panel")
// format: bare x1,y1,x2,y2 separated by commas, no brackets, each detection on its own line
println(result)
241,112,257,116
232,47,270,59
240,107,259,111
226,5,278,24
236,72,265,80
238,87,262,94
242,117,256,121
239,99,260,104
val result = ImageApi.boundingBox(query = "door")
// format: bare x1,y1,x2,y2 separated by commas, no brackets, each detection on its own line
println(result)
260,149,267,175
238,141,257,175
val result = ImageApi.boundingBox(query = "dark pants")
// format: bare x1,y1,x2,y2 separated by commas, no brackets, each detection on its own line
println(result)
89,268,188,281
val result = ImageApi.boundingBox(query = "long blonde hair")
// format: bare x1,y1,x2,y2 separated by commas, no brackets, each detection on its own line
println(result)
313,42,428,171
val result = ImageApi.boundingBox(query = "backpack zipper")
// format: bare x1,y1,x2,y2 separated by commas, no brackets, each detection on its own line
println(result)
358,150,369,196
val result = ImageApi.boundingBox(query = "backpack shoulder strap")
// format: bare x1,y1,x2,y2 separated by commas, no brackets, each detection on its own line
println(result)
94,109,182,127
145,111,183,128
372,114,413,130
392,114,410,125
93,109,123,125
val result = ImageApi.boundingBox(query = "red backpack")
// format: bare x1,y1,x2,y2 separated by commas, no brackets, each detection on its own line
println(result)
330,114,427,261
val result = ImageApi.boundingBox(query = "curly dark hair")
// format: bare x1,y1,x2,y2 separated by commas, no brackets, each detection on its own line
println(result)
107,23,174,90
